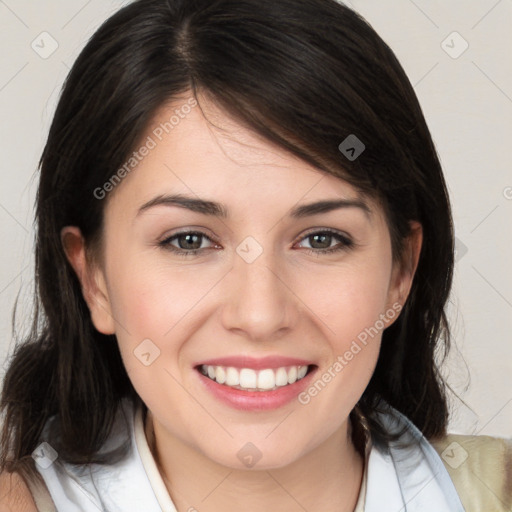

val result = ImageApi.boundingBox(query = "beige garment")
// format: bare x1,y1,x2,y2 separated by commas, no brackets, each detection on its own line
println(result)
431,433,512,512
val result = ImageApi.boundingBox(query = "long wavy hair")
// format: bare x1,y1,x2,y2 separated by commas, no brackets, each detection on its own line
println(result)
1,0,453,480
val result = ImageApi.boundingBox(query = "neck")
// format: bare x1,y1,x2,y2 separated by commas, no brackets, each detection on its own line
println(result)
146,411,365,512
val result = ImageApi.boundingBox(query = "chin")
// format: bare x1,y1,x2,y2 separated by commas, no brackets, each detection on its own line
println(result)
200,437,307,471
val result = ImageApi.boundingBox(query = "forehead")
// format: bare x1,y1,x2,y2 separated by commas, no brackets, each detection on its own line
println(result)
104,95,374,217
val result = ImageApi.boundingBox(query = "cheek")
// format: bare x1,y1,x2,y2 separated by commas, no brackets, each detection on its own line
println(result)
107,258,206,338
105,263,197,414
104,255,224,384
295,268,387,431
102,259,181,374
300,260,392,347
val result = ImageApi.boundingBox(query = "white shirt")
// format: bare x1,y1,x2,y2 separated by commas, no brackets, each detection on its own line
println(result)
34,398,464,511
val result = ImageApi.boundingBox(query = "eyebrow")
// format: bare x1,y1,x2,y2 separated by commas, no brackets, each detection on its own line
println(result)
136,193,371,219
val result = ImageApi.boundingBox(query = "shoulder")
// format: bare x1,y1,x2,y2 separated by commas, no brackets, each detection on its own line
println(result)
431,433,512,512
0,471,38,512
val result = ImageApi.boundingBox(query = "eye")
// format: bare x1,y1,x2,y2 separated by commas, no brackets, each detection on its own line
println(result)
295,229,354,255
158,231,218,257
158,228,354,258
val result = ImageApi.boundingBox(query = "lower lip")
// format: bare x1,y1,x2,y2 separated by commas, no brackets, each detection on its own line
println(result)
196,366,317,411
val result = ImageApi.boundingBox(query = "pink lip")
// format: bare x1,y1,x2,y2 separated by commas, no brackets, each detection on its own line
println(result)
195,355,313,370
195,364,317,412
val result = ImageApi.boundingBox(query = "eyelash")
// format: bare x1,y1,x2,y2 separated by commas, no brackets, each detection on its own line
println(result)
158,229,354,258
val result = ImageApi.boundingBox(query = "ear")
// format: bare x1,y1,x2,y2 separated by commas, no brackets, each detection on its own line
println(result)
386,221,423,315
60,226,116,335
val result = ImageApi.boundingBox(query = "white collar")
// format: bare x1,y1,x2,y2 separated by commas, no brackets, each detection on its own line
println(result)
36,398,464,511
364,405,465,511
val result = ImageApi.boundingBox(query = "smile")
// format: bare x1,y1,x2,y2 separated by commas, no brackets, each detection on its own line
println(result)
199,364,310,391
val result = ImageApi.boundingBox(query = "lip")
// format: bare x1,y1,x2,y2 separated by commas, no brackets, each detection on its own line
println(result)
195,355,313,370
195,362,318,411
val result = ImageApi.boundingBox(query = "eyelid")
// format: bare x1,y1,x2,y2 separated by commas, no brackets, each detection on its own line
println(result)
158,226,355,256
296,226,352,240
158,227,219,245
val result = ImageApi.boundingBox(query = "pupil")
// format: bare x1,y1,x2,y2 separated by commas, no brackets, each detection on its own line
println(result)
311,234,331,249
181,234,201,250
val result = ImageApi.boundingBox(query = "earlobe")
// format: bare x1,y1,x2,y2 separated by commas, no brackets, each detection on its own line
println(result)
60,226,116,335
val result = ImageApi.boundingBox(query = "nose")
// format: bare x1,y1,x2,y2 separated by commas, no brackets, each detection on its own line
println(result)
220,245,297,341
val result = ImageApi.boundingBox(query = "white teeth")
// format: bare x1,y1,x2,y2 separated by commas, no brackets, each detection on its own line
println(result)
275,367,288,386
239,368,257,388
297,365,308,379
257,369,276,390
288,366,298,384
226,367,240,386
200,364,310,391
215,366,226,384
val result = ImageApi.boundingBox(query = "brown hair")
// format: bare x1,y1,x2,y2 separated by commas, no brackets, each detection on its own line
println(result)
1,0,453,479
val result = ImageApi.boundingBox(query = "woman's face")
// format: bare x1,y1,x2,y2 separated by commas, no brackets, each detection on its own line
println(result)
69,94,416,470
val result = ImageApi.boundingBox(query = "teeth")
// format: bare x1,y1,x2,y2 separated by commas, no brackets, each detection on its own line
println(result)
200,364,310,391
240,368,257,388
226,367,240,386
215,366,226,384
275,367,288,386
288,366,298,384
257,369,275,390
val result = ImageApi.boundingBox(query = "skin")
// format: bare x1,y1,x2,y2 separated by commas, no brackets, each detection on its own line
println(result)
0,472,38,512
62,93,422,512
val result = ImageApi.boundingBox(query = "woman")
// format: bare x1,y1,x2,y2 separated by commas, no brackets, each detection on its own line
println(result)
1,0,510,510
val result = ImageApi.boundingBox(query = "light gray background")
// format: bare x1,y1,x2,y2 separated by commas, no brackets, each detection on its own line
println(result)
1,0,511,437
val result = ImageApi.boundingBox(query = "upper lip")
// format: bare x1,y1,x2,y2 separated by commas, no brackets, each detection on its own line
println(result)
195,355,314,370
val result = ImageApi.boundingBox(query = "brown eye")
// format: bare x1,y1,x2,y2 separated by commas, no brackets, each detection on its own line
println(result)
174,233,203,250
159,231,217,257
296,229,354,255
308,233,334,249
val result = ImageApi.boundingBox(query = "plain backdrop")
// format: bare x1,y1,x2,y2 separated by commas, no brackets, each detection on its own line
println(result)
0,0,511,437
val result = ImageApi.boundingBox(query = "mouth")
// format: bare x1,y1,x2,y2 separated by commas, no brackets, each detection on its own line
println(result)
196,363,314,392
193,357,318,411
